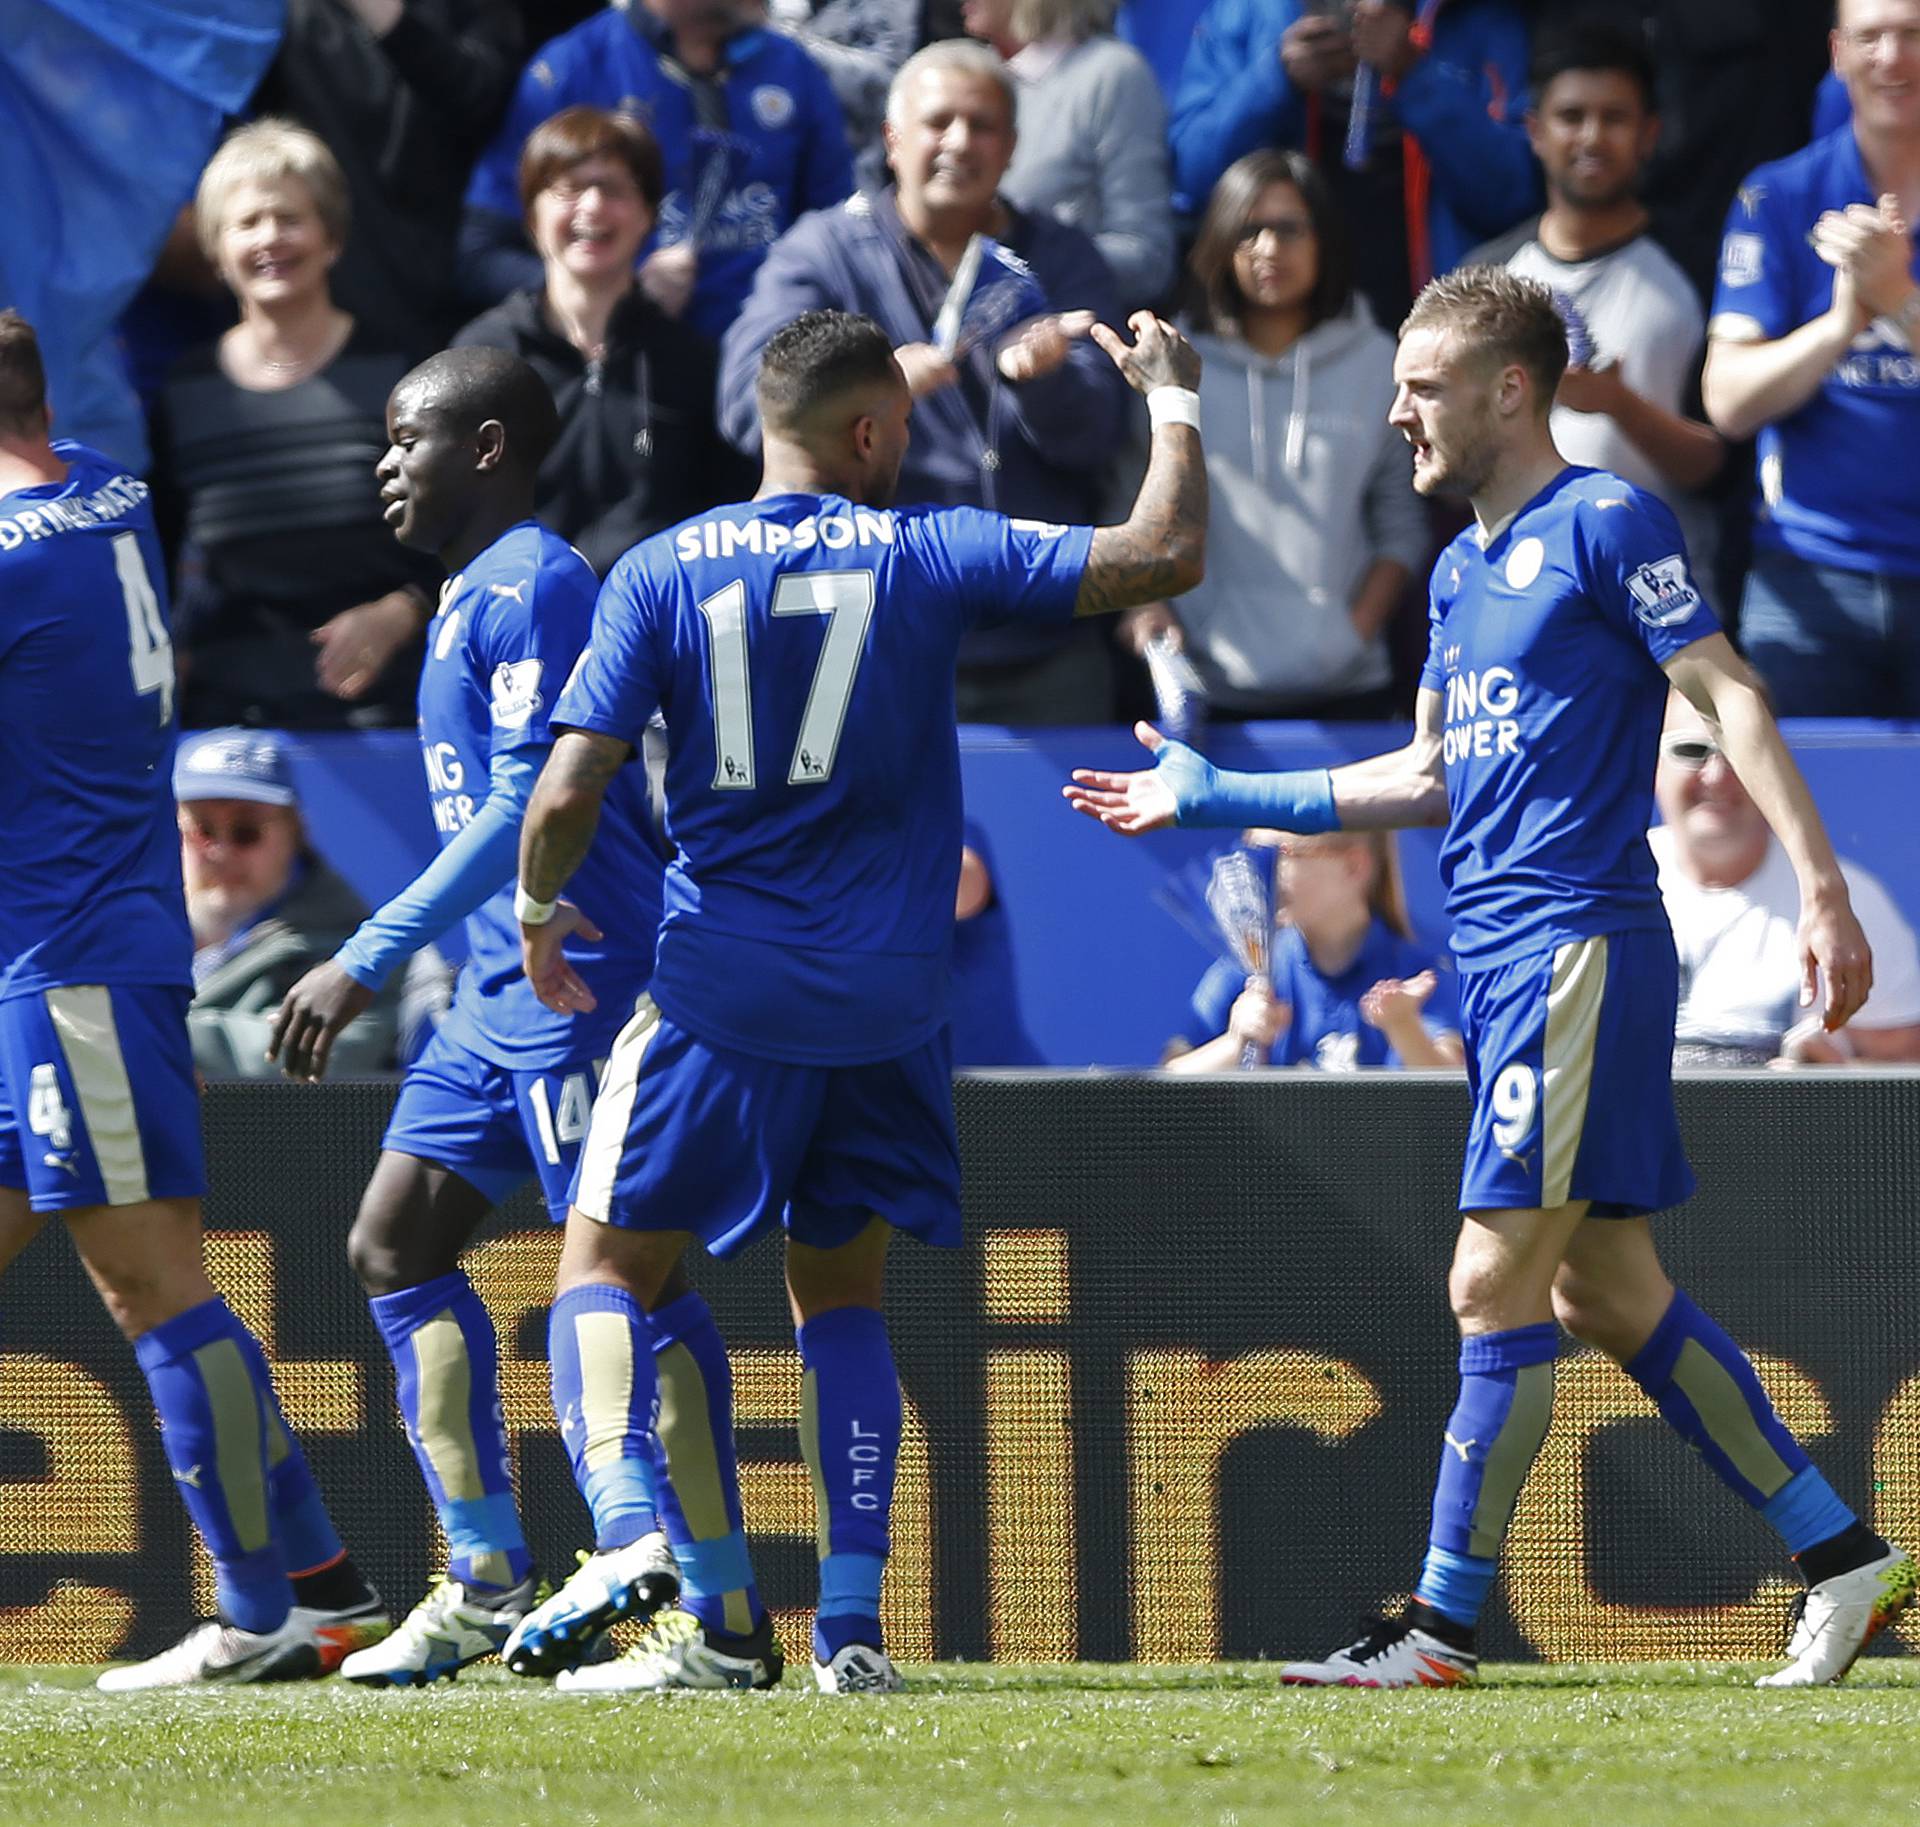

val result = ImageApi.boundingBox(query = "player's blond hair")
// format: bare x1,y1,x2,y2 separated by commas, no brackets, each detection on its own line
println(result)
1400,265,1569,412
195,119,351,263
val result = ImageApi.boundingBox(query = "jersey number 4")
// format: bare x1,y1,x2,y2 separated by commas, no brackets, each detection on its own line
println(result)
696,569,875,790
113,531,174,725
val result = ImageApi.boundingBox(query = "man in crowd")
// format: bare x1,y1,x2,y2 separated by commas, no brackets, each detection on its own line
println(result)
458,0,854,343
1703,0,1920,714
0,310,386,1689
1477,19,1722,557
1654,692,1920,1068
1067,266,1914,1689
718,41,1129,723
177,728,398,1079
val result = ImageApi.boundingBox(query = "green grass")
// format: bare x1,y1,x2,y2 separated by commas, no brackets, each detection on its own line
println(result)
1,1662,1916,1827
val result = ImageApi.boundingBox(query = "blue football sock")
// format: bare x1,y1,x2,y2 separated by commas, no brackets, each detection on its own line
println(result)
133,1298,291,1634
1416,1321,1559,1630
237,1329,346,1579
798,1305,900,1661
369,1271,530,1592
1625,1289,1852,1551
650,1290,762,1637
549,1283,659,1551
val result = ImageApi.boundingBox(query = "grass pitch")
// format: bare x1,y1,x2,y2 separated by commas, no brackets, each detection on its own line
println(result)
0,1661,1914,1827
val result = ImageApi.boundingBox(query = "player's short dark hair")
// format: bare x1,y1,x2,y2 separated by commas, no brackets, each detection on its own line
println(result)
756,311,902,434
1529,14,1658,112
1401,266,1570,410
1186,148,1352,337
0,310,49,435
396,346,563,474
518,106,666,219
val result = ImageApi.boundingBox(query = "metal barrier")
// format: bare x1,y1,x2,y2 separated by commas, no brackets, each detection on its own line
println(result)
2,1073,1915,1667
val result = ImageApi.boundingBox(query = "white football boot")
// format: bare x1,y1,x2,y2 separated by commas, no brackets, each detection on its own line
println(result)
814,1643,905,1694
1757,1548,1917,1687
338,1572,543,1687
555,1607,783,1692
97,1614,321,1691
502,1533,680,1678
1280,1616,1478,1688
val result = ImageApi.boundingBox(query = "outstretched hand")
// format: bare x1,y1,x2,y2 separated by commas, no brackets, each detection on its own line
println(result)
269,959,376,1082
521,900,605,1015
1089,312,1201,397
1063,721,1215,834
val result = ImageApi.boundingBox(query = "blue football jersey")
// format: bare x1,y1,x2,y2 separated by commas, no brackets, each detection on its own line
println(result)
419,521,663,1070
0,443,191,1000
556,494,1091,1065
1419,468,1719,968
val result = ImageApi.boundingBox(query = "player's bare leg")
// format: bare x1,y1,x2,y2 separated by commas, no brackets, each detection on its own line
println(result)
1556,1217,1915,1686
1285,1201,1588,1688
786,1217,905,1693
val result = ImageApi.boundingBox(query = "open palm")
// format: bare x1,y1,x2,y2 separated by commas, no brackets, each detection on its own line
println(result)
1062,722,1186,834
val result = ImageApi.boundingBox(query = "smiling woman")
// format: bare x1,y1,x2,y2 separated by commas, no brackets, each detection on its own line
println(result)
150,120,436,731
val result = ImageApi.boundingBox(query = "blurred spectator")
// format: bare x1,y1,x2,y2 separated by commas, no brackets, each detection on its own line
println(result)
458,0,855,343
763,0,923,183
1474,19,1723,559
1166,830,1462,1070
1702,0,1920,716
962,0,1176,306
1528,1,1834,306
1652,693,1920,1067
154,122,435,730
1116,0,1212,103
718,40,1127,723
1169,0,1538,327
1,0,280,471
451,107,751,576
253,0,523,355
1113,151,1425,718
177,728,399,1076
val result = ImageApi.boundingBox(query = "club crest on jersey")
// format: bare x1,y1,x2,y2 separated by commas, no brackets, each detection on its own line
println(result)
490,658,544,730
751,83,795,128
1625,555,1701,628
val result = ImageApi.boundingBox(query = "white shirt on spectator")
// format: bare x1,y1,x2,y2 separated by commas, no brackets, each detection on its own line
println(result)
1650,826,1920,1052
1504,230,1714,562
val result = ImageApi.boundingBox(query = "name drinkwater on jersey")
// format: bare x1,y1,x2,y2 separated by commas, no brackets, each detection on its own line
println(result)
672,506,897,563
0,473,148,549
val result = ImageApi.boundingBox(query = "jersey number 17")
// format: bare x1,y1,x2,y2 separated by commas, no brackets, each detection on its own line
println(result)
696,569,875,790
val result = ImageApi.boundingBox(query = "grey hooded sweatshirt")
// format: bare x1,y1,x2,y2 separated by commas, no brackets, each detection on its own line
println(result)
1173,306,1429,713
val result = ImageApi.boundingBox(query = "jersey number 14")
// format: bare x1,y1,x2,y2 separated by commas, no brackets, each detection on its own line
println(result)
696,569,875,790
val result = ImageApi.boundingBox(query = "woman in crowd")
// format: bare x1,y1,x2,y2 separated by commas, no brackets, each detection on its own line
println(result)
452,106,750,577
1167,829,1461,1072
154,121,434,729
961,0,1176,308
1118,148,1429,720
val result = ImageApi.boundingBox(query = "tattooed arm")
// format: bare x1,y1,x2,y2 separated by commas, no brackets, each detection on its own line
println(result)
1076,314,1208,618
518,728,631,1013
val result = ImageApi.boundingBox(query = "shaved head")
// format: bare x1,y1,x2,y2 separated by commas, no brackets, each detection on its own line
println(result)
393,346,561,476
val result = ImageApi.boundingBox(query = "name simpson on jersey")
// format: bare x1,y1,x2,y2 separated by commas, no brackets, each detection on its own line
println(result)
0,474,149,550
672,507,897,563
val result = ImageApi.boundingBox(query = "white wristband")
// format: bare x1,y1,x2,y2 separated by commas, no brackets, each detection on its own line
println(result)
1147,385,1202,433
514,885,558,927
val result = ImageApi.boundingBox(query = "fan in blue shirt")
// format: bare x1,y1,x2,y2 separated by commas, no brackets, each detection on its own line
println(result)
460,2,853,341
0,311,381,1691
268,347,690,1690
1067,266,1911,1692
500,306,1208,1696
1172,832,1460,1071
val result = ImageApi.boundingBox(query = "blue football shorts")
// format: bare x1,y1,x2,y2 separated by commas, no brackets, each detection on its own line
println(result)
1456,926,1695,1219
571,996,962,1259
382,1024,608,1213
0,984,206,1213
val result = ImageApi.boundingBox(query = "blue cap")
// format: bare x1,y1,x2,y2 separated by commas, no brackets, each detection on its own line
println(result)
172,728,298,807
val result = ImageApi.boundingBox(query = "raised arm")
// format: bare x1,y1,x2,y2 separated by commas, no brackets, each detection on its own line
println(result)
1074,313,1208,617
516,728,630,1013
1064,688,1448,835
1663,632,1871,1028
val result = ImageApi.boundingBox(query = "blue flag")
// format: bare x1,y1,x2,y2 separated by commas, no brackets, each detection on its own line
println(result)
0,0,283,468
